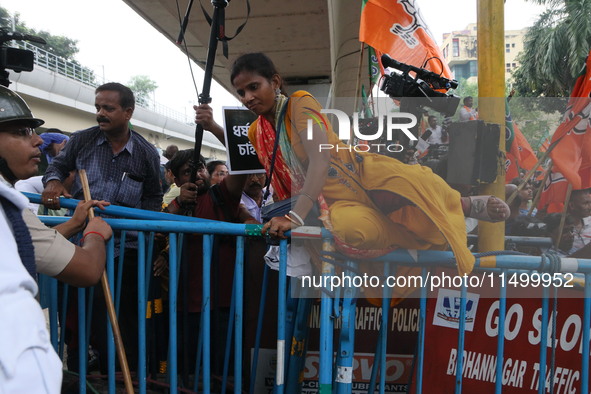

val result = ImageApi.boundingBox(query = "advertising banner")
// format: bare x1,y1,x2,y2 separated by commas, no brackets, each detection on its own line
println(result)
418,269,586,394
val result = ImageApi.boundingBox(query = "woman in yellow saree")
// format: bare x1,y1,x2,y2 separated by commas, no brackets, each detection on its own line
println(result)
196,52,509,280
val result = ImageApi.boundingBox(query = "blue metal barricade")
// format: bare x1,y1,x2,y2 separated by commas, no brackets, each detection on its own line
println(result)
26,192,591,393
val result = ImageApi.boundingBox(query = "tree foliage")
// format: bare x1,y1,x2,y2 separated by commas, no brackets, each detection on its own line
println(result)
0,7,11,28
450,78,478,101
0,6,97,84
514,0,591,98
128,75,158,107
0,6,79,60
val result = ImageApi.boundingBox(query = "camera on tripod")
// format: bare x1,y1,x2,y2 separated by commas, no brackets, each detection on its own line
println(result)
379,53,460,117
0,29,46,87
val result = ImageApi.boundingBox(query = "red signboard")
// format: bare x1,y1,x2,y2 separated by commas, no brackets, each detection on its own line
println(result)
417,269,588,394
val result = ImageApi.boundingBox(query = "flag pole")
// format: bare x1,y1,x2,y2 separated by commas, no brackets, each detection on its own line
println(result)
353,42,365,114
528,161,552,217
351,42,366,144
506,139,560,205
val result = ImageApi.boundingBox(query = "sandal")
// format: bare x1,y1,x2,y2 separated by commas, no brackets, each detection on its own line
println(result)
465,195,510,222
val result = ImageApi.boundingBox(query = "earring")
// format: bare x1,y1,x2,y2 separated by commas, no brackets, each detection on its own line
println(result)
275,87,281,101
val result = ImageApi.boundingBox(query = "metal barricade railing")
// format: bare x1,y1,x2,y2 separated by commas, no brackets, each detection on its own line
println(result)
26,193,591,393
30,193,259,393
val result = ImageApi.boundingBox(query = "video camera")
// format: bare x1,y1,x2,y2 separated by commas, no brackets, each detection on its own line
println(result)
379,54,460,117
0,29,46,87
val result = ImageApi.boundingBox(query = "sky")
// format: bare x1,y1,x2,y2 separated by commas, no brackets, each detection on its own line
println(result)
1,0,547,121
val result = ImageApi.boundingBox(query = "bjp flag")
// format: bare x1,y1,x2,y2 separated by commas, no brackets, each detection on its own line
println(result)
505,155,519,182
360,0,452,78
506,127,540,182
538,170,569,214
505,99,541,182
549,50,591,191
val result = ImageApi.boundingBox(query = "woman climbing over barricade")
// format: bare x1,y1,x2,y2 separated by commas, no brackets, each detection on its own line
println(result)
194,52,510,280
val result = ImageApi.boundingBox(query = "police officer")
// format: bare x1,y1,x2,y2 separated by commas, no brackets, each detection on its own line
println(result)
0,86,112,392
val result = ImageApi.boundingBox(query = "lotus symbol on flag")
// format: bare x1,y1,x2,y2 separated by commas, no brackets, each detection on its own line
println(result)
389,0,432,48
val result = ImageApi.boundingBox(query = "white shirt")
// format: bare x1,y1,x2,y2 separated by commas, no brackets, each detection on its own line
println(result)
15,175,44,214
424,125,445,144
571,216,591,254
0,178,38,298
459,106,478,122
240,192,262,223
0,180,60,385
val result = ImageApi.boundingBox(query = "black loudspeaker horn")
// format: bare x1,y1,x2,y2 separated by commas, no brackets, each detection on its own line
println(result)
446,120,500,186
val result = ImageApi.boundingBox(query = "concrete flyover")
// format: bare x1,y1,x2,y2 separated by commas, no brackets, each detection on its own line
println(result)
8,63,227,160
122,0,367,110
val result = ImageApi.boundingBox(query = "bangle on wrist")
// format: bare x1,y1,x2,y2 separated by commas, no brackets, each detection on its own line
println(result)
82,231,106,245
284,214,301,227
287,210,305,227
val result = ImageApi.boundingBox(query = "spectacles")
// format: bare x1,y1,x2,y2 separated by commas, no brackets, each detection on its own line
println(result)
0,127,35,137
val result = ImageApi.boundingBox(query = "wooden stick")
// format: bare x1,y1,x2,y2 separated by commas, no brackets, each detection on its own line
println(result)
351,42,366,144
79,170,134,394
528,161,552,217
353,42,366,115
506,139,560,205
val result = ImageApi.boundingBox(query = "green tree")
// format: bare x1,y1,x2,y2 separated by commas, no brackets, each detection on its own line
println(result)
128,75,158,107
0,7,11,28
0,6,96,84
514,0,591,98
0,7,79,60
27,30,79,60
450,78,478,100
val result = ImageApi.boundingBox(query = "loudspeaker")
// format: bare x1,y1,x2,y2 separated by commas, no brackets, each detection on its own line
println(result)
446,120,500,185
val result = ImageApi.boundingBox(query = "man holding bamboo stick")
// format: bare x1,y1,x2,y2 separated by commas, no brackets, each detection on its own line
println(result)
41,82,162,373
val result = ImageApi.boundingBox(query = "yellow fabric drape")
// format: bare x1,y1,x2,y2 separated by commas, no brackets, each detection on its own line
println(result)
249,91,475,277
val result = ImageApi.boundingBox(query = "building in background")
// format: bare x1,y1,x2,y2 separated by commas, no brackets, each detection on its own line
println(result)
440,23,526,83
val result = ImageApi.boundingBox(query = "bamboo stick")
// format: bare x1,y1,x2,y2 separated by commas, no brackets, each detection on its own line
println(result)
79,169,134,394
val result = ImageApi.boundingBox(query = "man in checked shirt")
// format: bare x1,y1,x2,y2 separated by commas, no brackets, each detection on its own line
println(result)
41,82,162,373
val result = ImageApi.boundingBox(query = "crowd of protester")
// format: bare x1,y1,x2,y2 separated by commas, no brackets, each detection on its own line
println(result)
3,52,588,392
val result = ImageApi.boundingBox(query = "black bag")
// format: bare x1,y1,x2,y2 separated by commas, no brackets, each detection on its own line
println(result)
261,196,320,226
260,196,297,223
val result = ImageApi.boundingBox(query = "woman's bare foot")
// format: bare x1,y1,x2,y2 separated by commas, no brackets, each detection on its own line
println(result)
461,195,510,222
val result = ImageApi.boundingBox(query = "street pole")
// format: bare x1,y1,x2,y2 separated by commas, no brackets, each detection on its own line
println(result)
477,0,506,252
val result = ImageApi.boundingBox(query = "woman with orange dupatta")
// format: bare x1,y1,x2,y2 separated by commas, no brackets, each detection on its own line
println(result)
194,52,510,288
